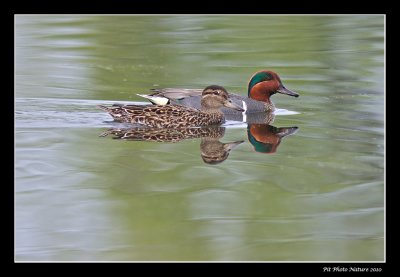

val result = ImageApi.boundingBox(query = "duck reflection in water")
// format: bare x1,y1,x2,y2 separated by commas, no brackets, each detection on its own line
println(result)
225,110,298,154
99,126,244,165
247,124,298,154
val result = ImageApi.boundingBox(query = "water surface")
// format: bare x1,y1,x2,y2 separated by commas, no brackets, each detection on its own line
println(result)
15,15,384,261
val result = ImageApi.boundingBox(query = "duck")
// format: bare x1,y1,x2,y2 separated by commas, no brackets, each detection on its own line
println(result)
137,70,299,114
98,85,244,128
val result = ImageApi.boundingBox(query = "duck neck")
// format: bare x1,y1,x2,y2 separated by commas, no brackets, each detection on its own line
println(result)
200,97,226,124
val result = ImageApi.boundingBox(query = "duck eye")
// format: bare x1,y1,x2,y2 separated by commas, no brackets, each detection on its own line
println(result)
213,91,220,95
264,73,273,80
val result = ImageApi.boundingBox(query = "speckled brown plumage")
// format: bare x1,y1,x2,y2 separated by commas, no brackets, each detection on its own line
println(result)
99,126,244,164
99,126,226,143
98,85,244,128
98,104,225,128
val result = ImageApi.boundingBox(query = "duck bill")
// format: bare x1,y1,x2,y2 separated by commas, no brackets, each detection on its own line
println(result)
276,126,299,137
223,99,245,112
223,140,244,151
276,85,299,98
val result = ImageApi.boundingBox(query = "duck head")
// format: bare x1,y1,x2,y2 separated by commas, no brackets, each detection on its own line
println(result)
247,124,298,154
248,70,299,104
201,85,245,112
201,139,244,165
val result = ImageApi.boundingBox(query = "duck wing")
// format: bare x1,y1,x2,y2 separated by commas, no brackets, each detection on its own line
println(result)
149,88,203,100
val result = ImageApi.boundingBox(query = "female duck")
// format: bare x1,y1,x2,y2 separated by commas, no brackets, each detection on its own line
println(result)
98,85,244,128
137,70,299,114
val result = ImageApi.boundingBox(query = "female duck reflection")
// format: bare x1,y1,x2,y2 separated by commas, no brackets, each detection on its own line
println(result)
100,126,243,165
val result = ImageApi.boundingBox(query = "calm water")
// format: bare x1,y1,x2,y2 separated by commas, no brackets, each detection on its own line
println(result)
15,15,384,261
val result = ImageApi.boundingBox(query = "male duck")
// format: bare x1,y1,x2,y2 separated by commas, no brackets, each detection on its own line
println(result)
98,85,244,128
137,70,299,114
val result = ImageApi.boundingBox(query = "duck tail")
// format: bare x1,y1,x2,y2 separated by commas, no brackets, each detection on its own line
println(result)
97,105,112,112
137,94,169,105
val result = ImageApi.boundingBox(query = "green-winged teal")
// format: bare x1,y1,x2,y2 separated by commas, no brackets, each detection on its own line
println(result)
137,70,299,114
98,85,244,128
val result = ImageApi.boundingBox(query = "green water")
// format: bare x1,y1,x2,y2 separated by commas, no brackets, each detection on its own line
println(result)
15,15,384,261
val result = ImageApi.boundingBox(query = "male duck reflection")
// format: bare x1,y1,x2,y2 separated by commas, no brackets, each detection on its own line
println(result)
248,124,298,154
98,85,244,128
137,70,299,114
100,126,244,165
